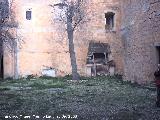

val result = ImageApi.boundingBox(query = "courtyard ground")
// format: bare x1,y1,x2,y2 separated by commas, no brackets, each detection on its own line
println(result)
0,76,160,120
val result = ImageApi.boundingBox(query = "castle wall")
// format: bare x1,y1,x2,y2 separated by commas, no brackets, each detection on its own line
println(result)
4,0,124,78
121,0,160,84
73,0,124,76
15,0,72,77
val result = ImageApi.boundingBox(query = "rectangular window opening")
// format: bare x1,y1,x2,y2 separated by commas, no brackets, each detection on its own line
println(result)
105,12,115,31
26,10,32,20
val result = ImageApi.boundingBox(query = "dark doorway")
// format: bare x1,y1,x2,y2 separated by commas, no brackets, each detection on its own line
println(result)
0,40,3,79
0,55,3,79
156,46,160,64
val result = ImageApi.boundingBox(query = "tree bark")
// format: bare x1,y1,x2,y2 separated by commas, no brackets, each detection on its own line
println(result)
67,21,80,80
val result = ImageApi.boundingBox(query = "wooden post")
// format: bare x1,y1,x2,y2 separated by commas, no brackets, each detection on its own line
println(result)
93,53,96,76
104,52,107,62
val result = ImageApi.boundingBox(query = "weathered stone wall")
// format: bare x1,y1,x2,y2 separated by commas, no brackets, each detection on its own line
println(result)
74,0,124,76
1,0,16,79
121,0,160,84
4,0,124,78
7,0,159,83
15,0,72,77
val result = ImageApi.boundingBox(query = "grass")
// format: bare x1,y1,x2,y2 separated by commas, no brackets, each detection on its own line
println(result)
0,76,159,120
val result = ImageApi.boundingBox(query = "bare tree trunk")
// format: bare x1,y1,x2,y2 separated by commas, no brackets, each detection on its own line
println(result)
67,21,80,80
51,0,86,80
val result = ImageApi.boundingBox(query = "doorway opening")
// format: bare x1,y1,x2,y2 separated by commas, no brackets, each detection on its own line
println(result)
0,55,3,79
156,46,160,64
0,40,3,79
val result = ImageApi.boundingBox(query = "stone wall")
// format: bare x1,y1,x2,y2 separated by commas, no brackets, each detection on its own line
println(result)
2,0,124,78
14,0,72,77
74,0,124,76
121,0,160,84
9,0,160,84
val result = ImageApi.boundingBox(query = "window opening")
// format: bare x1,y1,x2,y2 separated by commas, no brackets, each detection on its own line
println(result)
105,12,115,30
26,10,32,20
